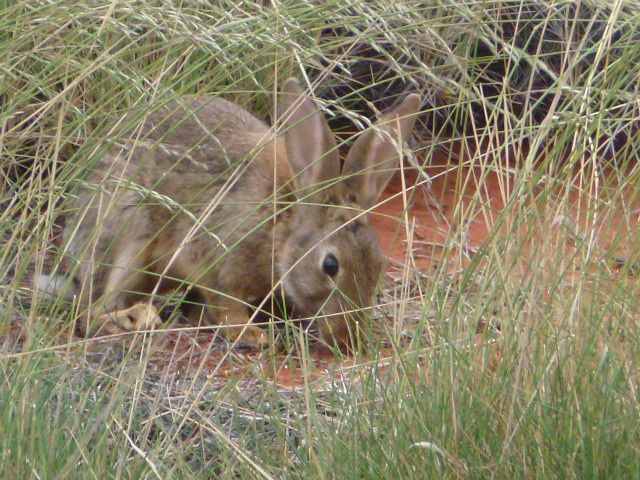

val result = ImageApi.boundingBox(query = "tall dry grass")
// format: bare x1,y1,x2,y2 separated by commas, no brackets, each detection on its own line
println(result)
1,0,639,478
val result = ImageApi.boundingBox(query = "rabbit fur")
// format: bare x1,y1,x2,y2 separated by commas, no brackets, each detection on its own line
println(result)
41,78,421,348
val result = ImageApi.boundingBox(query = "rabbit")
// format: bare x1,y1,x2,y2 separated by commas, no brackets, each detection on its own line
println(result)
37,78,421,348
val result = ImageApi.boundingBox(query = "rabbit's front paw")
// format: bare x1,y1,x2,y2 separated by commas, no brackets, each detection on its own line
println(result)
224,324,269,348
103,302,163,333
208,298,270,348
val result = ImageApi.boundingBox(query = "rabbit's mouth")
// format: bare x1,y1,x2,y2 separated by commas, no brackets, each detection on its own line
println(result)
281,278,357,321
279,275,331,315
251,283,363,351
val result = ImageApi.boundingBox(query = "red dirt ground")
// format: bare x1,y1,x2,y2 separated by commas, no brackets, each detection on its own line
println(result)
371,152,506,272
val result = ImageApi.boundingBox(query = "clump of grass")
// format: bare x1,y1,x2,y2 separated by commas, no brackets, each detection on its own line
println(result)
1,0,639,478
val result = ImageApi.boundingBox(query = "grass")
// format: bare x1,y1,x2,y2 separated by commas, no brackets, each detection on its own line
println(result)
1,0,639,478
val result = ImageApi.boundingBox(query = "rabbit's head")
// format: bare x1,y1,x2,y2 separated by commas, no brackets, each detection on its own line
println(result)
275,78,421,349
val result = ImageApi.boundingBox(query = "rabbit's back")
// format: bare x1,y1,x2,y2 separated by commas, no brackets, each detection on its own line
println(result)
101,96,271,179
123,96,270,155
82,96,288,208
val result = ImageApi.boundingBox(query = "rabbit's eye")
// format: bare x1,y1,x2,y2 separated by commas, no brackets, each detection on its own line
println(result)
322,253,339,278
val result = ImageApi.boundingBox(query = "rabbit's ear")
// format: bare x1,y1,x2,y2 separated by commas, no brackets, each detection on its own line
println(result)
279,78,340,195
342,93,421,209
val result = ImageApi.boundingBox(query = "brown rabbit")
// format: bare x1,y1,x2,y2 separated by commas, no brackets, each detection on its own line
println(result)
37,78,421,348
